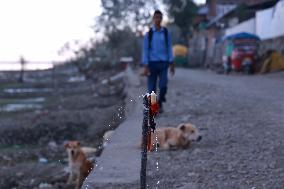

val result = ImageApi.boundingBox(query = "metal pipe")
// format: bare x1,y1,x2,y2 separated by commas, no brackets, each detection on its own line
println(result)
140,94,149,189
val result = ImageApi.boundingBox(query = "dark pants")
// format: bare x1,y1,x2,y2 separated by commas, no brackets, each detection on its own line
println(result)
147,61,169,104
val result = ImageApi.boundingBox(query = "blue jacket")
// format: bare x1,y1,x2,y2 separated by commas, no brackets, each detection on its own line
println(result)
142,26,174,65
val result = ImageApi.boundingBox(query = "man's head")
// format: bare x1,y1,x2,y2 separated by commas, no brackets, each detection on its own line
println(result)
153,10,163,29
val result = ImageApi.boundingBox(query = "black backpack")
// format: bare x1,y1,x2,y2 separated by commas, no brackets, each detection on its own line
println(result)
148,27,169,52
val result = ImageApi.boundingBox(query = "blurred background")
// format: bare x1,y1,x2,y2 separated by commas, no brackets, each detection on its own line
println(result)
0,0,283,189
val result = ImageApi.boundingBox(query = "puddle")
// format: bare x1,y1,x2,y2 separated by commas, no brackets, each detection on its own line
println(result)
0,97,45,112
3,88,52,94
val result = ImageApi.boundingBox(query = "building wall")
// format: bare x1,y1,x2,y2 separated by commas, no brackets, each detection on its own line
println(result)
256,0,284,40
188,30,207,66
225,18,256,36
204,28,216,66
194,0,284,67
259,35,284,55
210,0,284,67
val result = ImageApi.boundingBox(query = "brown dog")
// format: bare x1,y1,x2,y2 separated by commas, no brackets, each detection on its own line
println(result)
64,141,94,189
149,123,202,151
177,123,202,143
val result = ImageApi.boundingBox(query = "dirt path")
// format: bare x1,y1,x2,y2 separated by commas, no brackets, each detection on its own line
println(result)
147,69,284,189
84,68,284,189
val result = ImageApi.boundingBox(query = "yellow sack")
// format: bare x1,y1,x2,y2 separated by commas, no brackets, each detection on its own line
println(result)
260,52,284,73
173,45,188,57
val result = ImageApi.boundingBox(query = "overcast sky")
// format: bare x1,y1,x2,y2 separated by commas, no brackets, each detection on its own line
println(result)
0,0,206,62
195,0,206,4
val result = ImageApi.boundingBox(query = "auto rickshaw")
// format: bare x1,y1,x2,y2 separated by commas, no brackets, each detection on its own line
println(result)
224,32,260,74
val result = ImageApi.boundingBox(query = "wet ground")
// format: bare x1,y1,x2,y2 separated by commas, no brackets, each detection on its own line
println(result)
0,64,126,189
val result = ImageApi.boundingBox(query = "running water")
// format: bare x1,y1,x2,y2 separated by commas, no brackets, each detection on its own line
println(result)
155,132,160,189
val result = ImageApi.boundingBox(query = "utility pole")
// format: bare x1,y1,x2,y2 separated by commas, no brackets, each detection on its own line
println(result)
18,56,26,83
207,0,217,19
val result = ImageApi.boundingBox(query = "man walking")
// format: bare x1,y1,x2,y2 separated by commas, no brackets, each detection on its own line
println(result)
142,10,175,113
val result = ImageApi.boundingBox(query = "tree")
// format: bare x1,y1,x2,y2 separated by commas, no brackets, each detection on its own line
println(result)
93,0,159,66
96,0,157,33
105,27,141,64
163,0,198,46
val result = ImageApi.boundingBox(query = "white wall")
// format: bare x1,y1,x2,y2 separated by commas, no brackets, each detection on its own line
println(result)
256,8,272,40
224,0,284,40
256,0,284,40
225,18,256,36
